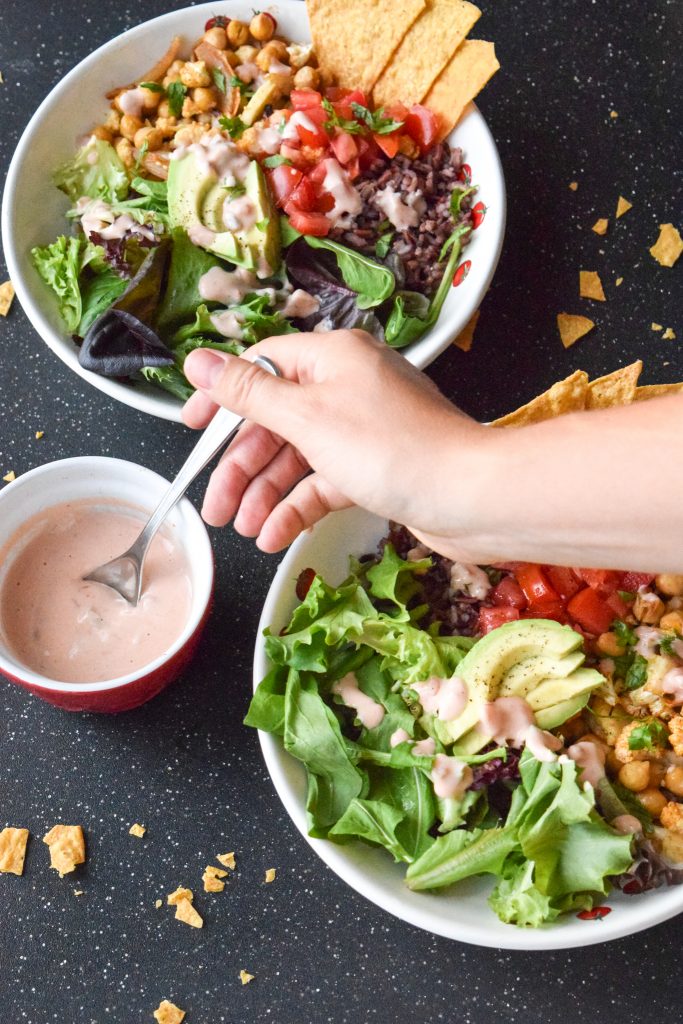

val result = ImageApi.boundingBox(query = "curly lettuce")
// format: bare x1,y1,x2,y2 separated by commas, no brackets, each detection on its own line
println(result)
54,138,129,204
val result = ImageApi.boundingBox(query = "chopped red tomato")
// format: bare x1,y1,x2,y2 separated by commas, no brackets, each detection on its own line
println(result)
284,176,317,212
307,161,329,187
286,208,331,236
606,591,630,620
330,132,358,165
514,565,559,609
384,101,409,122
403,104,439,152
267,165,303,207
330,88,368,120
621,572,655,592
290,89,324,111
373,132,400,159
295,118,329,148
576,569,622,595
566,587,615,635
356,135,381,169
478,606,520,634
490,576,527,609
313,190,335,213
545,565,582,601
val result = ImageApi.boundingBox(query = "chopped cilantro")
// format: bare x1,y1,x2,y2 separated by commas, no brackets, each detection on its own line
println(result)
219,115,247,139
612,619,637,648
374,229,395,259
659,633,679,655
623,654,648,691
450,185,476,219
618,589,636,603
166,81,187,118
255,217,270,231
212,67,227,94
230,75,253,98
263,154,293,168
628,720,669,751
139,81,164,93
321,97,363,135
351,102,404,135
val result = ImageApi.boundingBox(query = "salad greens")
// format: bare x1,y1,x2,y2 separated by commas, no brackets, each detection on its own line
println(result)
54,138,129,204
247,544,636,928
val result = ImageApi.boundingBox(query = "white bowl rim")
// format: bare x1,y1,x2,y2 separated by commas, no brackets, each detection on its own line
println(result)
1,0,506,424
252,506,683,950
0,456,214,694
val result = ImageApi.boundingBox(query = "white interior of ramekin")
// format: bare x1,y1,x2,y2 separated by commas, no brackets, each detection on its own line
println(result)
0,457,213,692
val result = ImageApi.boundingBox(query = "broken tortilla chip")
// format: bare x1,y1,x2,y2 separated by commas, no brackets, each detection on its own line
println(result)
651,322,663,332
240,970,255,986
306,0,426,94
0,827,29,875
43,825,85,877
586,361,642,410
453,310,479,351
167,886,194,906
153,1000,186,1024
649,223,683,268
634,383,683,402
579,270,606,302
616,196,632,219
424,39,500,141
615,277,624,287
557,313,595,349
203,865,228,893
174,897,203,928
0,281,14,317
129,823,146,838
264,868,277,883
3,470,16,483
569,181,578,191
216,852,236,871
372,0,481,107
492,370,589,428
663,328,676,340
592,218,609,236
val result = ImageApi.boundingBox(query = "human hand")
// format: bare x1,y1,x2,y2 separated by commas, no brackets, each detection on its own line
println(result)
182,330,489,554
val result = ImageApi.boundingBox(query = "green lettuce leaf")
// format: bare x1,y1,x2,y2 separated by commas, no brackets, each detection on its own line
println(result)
329,797,411,862
370,766,436,861
54,138,129,204
78,268,127,335
303,236,395,309
31,235,83,332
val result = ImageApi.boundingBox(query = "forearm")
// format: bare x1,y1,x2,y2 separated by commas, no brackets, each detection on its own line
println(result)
441,396,683,572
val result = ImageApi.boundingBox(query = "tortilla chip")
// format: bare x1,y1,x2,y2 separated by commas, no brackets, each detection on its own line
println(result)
35,430,44,440
306,0,426,94
616,196,632,219
592,218,609,236
155,899,163,909
372,0,481,107
203,865,228,893
217,852,236,870
129,823,146,838
615,277,624,286
264,868,277,883
153,1000,186,1024
663,328,676,340
569,181,578,191
609,110,618,119
0,281,14,316
239,970,255,986
3,470,16,483
174,897,203,928
167,886,193,906
651,322,663,332
579,270,606,302
634,383,683,402
586,361,642,410
649,223,683,268
0,827,29,875
492,370,589,428
43,825,86,877
453,310,479,352
424,39,500,140
557,313,595,349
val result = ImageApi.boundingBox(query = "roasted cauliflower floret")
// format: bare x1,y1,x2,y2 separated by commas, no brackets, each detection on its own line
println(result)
669,715,683,757
660,801,683,833
615,720,666,763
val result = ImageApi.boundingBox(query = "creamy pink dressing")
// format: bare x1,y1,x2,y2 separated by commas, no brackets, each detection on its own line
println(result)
481,696,560,761
373,186,420,231
430,754,473,799
413,737,436,756
390,728,411,748
222,194,258,232
280,289,320,318
634,624,662,659
661,667,683,703
282,110,317,142
331,672,384,729
210,309,245,339
118,87,147,118
524,724,562,762
0,500,192,684
198,266,259,304
413,675,468,722
449,562,491,600
567,740,606,787
188,223,217,248
321,158,362,226
172,135,250,187
77,198,155,242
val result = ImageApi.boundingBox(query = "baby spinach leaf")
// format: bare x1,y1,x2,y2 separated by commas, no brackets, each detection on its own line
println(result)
329,798,412,863
304,236,395,308
156,228,224,335
371,766,437,861
285,238,384,335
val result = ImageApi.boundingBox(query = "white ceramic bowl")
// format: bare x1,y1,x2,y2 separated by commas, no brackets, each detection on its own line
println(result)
0,457,214,712
1,0,505,423
253,506,683,949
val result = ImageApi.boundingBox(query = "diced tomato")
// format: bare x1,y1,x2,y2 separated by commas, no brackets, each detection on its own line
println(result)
545,565,582,601
621,572,655,592
403,103,439,153
313,190,335,213
330,132,358,165
307,161,329,187
267,165,303,207
284,176,317,212
606,591,630,620
290,89,324,111
513,564,559,609
478,606,520,634
286,208,331,236
383,102,409,122
356,135,381,169
566,587,615,635
490,576,527,609
576,568,622,595
373,132,400,159
296,119,329,148
330,88,368,120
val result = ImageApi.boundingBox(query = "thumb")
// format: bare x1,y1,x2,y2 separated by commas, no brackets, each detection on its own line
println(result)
183,348,299,436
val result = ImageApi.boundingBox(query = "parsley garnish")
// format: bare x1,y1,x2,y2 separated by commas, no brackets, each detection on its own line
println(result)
166,81,188,118
139,81,164,93
350,102,404,135
623,654,649,691
212,67,227,94
660,633,679,655
628,720,669,751
263,154,293,168
230,75,253,98
613,619,637,648
321,97,363,135
219,115,247,139
375,229,395,259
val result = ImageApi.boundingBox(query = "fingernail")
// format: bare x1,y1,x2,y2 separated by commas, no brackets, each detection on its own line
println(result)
184,349,227,390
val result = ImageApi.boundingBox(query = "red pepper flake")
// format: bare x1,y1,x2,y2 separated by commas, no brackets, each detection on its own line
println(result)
295,567,317,601
204,15,230,30
452,260,472,287
471,202,487,229
577,906,612,921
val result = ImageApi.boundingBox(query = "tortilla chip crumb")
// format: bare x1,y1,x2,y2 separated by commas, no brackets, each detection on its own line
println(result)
649,223,683,267
557,313,595,349
239,970,255,986
167,886,193,906
217,852,236,871
153,1000,186,1024
35,430,44,440
609,110,618,118
453,310,479,352
155,899,163,909
203,865,228,893
264,868,277,884
3,470,16,483
592,218,609,236
663,328,676,340
0,827,29,875
0,280,14,316
579,270,606,302
616,196,632,219
174,897,203,928
615,277,624,286
0,71,4,84
569,181,579,191
43,825,86,877
651,323,663,332
73,889,84,896
129,823,146,838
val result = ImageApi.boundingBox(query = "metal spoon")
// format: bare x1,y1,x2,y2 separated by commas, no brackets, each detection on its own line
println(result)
84,355,281,605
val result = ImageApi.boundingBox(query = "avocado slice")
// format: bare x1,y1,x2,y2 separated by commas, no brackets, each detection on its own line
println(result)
498,651,585,699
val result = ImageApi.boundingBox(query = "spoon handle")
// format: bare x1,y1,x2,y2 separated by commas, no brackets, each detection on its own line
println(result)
131,356,280,560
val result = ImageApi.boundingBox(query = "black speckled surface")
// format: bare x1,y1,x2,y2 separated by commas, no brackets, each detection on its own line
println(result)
0,2,682,1022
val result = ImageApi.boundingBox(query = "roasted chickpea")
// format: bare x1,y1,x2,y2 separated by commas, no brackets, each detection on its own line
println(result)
114,137,135,168
119,114,144,141
633,591,665,625
250,12,276,42
133,126,163,151
618,761,650,792
236,44,259,64
596,631,626,657
293,65,320,90
655,574,683,597
140,86,162,112
181,97,201,118
665,765,683,797
227,19,250,47
179,60,211,89
660,611,683,633
203,26,228,49
649,761,667,787
192,87,217,113
636,787,668,819
90,125,113,143
104,108,121,132
154,116,179,138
